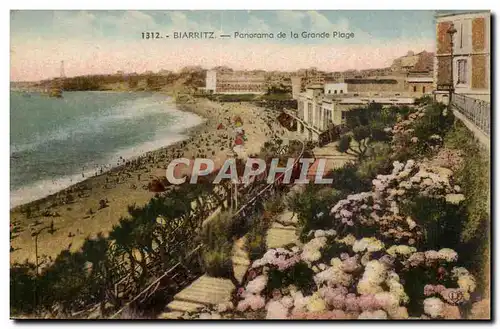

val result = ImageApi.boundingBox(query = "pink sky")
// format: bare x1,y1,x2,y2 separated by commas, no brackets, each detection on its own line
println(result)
10,38,435,81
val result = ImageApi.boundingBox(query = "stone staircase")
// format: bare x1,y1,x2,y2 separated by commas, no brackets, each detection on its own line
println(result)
265,211,301,249
159,275,235,319
231,237,250,284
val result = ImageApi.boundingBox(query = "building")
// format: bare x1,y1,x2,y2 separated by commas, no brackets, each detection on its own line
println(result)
344,76,407,94
434,11,491,103
406,76,434,95
294,86,416,141
291,76,302,100
324,83,348,95
204,70,266,94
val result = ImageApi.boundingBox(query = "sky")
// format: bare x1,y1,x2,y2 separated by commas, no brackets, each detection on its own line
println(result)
10,10,439,81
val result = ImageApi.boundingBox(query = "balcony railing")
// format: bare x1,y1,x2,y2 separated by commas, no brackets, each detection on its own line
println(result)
451,93,490,137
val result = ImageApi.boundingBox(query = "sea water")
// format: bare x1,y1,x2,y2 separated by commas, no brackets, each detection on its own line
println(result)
10,91,204,208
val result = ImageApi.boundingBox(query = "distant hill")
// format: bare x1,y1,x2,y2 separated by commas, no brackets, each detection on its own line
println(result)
29,67,207,93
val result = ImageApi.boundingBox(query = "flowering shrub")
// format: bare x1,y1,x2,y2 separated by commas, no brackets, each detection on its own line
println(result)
230,232,475,320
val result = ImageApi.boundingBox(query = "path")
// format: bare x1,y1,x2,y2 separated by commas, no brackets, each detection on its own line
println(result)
266,211,300,248
158,275,235,319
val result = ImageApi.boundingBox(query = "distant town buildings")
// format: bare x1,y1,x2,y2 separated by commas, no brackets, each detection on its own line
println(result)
204,69,267,94
434,11,490,103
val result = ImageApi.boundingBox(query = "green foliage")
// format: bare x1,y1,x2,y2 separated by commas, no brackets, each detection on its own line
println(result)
10,183,217,316
452,149,489,241
266,262,315,295
201,246,233,278
200,211,235,250
414,95,434,106
336,103,393,160
246,220,268,261
10,262,37,315
263,193,286,216
287,184,342,241
443,121,490,290
400,196,466,250
328,163,371,194
199,211,235,278
411,102,455,156
357,142,394,182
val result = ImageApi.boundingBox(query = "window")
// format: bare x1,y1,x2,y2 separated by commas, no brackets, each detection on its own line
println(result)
340,90,344,94
422,86,426,93
328,90,331,94
334,90,338,94
341,111,347,122
324,109,332,130
457,59,468,85
460,22,463,48
413,86,417,92
307,103,313,124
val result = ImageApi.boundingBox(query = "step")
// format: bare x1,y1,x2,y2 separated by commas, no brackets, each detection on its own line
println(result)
232,256,250,266
277,211,299,225
166,300,205,313
233,264,249,284
266,228,299,248
173,275,235,306
271,222,297,231
158,311,185,319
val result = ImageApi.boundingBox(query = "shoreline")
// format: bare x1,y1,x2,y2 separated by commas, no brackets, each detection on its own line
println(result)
10,98,208,212
10,96,291,264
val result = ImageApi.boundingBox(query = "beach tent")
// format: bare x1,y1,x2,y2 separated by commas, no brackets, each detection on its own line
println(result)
235,136,244,146
234,116,243,127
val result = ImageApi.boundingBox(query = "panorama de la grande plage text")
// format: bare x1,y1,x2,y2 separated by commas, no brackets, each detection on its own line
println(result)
141,31,356,40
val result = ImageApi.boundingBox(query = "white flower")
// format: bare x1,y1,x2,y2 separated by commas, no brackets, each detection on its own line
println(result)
406,217,417,230
293,291,308,311
314,230,326,238
358,310,388,319
266,300,288,319
281,296,294,309
315,259,353,287
353,237,385,253
357,260,387,295
437,248,458,262
386,272,409,304
336,234,357,246
246,275,268,294
374,292,399,311
325,229,337,237
452,267,476,293
445,194,465,204
386,245,417,257
306,292,326,313
423,297,444,318
387,306,409,319
301,237,327,263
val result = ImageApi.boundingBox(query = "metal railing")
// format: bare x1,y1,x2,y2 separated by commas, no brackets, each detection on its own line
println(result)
451,93,491,137
109,139,305,318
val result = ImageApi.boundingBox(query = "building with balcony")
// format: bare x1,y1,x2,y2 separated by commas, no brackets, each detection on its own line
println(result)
433,11,491,140
434,11,490,103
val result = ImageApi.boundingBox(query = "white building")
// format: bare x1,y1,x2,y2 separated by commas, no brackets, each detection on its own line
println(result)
295,86,416,141
324,83,348,95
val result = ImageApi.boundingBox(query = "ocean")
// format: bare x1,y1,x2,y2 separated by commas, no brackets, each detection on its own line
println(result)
10,91,204,208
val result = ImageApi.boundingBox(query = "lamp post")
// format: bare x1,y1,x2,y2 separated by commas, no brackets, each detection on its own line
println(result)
30,225,50,310
447,23,457,108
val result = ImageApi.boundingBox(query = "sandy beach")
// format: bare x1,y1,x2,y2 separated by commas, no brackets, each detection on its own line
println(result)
10,97,294,264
